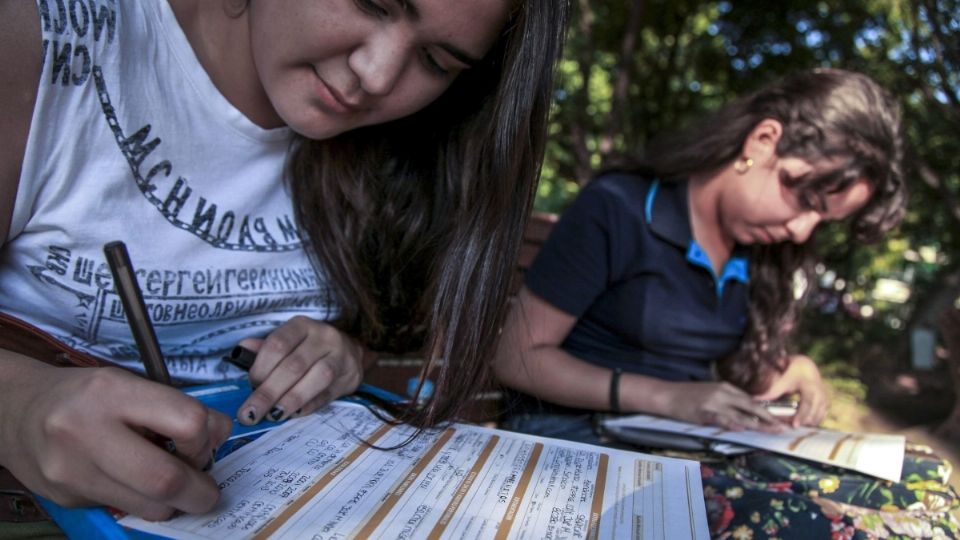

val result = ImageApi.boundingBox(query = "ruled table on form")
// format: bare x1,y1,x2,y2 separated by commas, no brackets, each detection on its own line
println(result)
122,402,708,540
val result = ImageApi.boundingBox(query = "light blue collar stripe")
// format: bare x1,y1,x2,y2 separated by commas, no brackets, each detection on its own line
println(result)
644,179,660,223
685,242,713,271
686,243,750,298
721,256,750,284
717,256,750,297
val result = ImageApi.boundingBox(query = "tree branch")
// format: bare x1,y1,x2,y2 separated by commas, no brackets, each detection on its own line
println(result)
600,0,646,160
569,0,596,185
914,154,960,225
657,11,687,127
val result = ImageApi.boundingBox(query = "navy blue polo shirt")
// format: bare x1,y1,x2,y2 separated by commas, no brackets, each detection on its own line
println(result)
526,173,750,382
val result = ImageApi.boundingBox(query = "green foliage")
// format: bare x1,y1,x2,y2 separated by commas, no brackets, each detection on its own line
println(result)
540,0,960,376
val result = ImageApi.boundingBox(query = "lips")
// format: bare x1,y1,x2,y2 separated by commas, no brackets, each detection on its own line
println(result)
751,228,776,244
315,77,363,114
765,229,793,243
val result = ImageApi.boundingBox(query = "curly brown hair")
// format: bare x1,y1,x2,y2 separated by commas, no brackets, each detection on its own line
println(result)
627,68,905,393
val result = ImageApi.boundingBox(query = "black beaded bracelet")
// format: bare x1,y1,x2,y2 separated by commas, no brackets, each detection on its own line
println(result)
609,367,623,413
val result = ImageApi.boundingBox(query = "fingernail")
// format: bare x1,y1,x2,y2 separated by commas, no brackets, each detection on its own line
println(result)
243,406,257,424
295,408,302,416
268,405,285,422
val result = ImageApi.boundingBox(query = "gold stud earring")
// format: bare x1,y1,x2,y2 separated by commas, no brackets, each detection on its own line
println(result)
734,156,754,174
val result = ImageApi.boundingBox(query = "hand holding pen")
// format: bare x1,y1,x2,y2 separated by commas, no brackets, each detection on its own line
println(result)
223,318,372,426
103,241,231,462
98,242,232,513
104,242,365,433
0,336,232,519
754,354,829,428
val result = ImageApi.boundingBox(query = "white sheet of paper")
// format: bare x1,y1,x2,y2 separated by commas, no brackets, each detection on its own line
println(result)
603,414,905,482
122,402,709,539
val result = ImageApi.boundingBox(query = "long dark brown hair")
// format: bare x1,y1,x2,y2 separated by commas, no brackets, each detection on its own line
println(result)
628,68,905,393
288,1,570,427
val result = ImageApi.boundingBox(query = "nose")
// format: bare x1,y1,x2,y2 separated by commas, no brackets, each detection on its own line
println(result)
785,211,821,243
349,31,409,96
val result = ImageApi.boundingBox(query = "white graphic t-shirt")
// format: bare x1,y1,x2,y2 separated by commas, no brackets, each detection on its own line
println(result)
0,0,338,382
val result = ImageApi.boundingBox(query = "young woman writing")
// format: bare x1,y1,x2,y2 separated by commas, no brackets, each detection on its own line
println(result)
0,0,568,521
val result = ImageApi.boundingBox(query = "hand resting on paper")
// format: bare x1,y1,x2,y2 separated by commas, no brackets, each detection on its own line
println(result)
237,316,371,426
754,354,829,428
0,356,232,521
645,379,784,433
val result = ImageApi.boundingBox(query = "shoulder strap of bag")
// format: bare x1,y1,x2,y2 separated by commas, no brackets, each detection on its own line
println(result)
0,311,110,368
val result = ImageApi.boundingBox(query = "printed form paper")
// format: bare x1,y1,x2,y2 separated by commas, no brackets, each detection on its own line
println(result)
122,402,708,539
603,414,905,482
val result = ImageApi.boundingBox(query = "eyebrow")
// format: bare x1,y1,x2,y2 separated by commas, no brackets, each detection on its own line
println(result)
391,0,484,67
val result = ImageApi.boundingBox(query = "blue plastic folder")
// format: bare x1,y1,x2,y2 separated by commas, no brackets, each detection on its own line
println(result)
34,380,395,539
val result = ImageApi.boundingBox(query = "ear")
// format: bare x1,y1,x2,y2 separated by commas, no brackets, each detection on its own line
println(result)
741,118,784,165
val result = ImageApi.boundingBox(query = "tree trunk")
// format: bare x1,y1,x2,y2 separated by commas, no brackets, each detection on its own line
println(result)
599,0,645,159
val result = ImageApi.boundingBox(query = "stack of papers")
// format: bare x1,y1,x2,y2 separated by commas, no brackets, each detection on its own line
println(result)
602,414,905,482
122,402,710,539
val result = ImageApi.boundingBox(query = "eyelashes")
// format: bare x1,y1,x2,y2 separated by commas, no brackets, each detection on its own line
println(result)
420,50,449,76
354,0,389,17
794,189,825,212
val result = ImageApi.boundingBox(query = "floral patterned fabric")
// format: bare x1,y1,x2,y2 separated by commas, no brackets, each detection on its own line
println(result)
701,444,960,539
501,412,959,539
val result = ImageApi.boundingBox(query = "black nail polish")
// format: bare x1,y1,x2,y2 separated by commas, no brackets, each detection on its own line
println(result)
268,406,285,422
246,408,256,422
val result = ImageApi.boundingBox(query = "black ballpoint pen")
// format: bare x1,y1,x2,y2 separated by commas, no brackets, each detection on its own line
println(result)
103,241,172,386
103,241,217,471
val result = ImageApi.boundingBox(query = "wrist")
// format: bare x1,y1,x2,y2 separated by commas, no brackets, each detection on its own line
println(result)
0,352,49,459
618,373,673,416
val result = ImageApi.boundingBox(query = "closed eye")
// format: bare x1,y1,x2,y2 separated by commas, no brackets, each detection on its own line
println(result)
354,0,389,18
421,49,451,77
799,190,827,213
